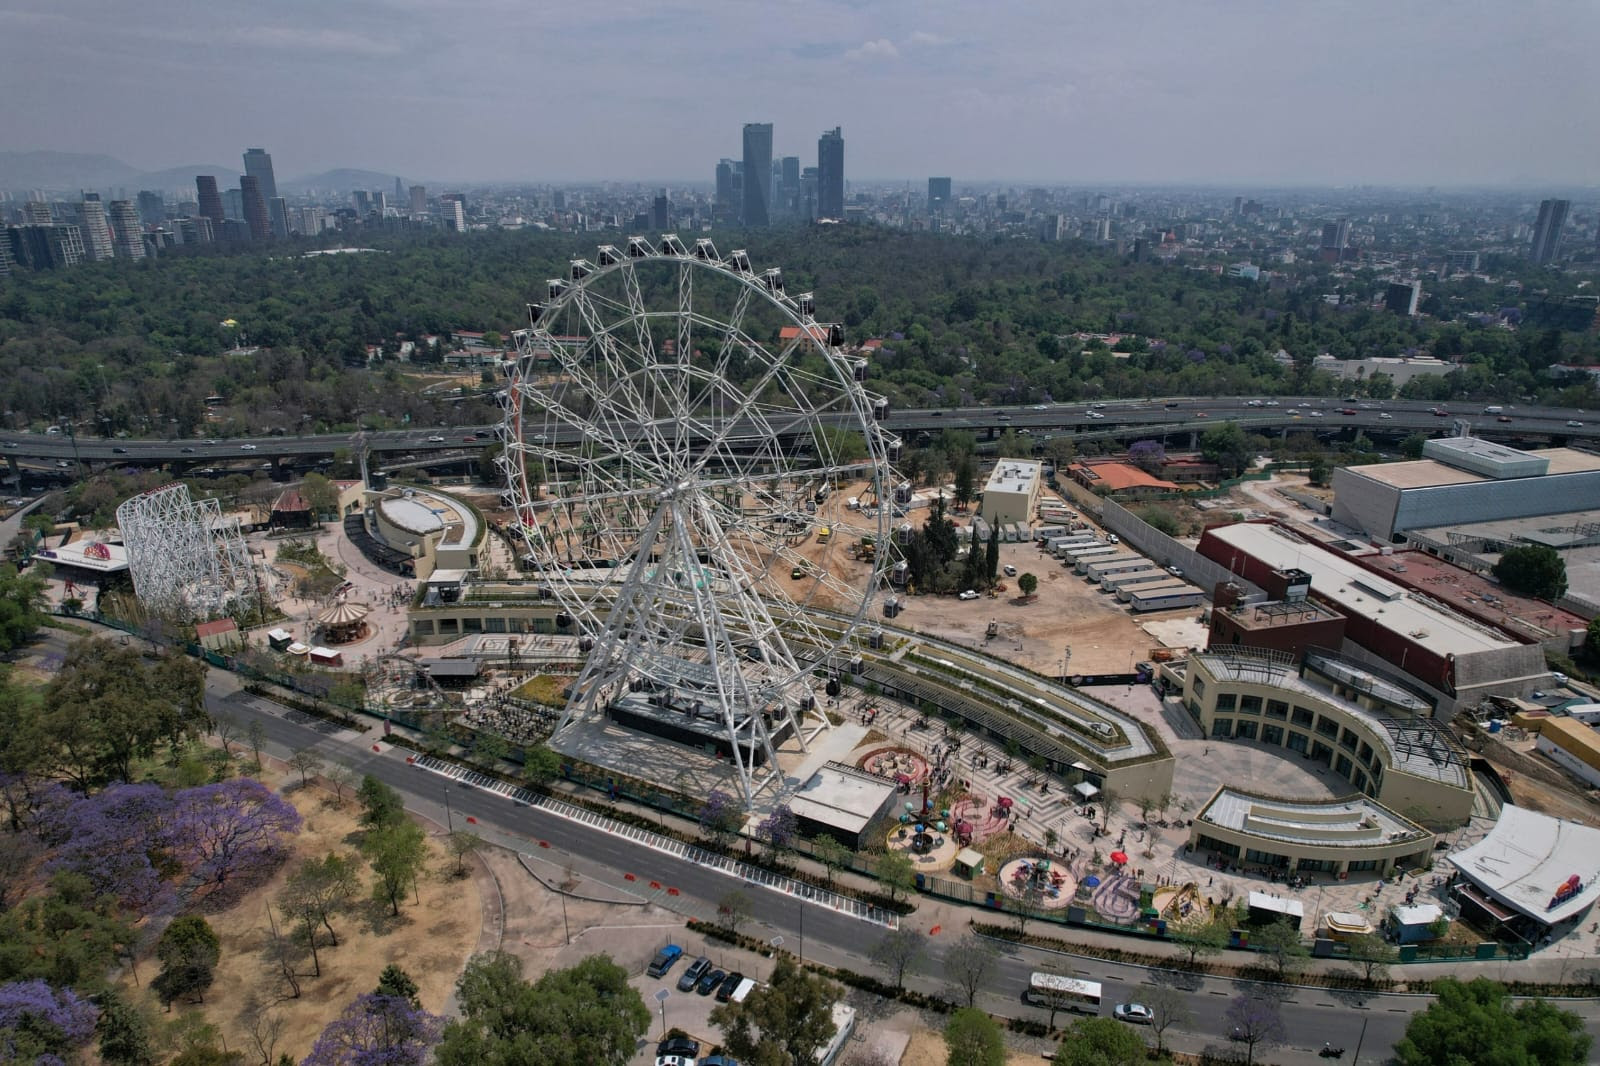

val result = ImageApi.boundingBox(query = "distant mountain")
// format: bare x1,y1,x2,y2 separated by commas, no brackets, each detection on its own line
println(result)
0,151,239,195
282,168,404,194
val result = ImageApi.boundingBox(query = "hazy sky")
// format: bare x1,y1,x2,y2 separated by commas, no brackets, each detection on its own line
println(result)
3,0,1598,186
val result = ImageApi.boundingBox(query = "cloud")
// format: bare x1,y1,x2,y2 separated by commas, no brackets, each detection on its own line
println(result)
845,38,899,61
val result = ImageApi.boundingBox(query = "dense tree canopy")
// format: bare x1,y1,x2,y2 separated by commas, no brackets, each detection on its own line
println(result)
1492,545,1568,601
3,227,1595,442
437,951,647,1066
1395,978,1591,1066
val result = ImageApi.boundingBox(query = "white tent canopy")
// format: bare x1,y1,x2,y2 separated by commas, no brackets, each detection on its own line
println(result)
1073,781,1100,799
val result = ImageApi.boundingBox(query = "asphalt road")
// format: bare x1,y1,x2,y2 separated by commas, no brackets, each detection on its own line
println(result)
4,395,1597,465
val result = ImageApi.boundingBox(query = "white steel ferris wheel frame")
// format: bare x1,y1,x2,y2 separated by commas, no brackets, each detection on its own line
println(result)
499,235,898,806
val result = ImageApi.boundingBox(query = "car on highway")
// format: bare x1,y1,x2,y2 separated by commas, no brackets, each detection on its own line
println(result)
180,446,195,453
112,446,129,453
1088,411,1106,419
240,443,257,450
463,435,477,442
697,967,726,995
427,435,446,442
1339,408,1357,415
56,460,71,468
3,442,16,449
1114,1003,1154,1025
1497,415,1514,423
203,439,217,445
474,429,492,438
1265,399,1279,406
1568,420,1585,428
1379,412,1394,419
958,589,980,600
676,956,712,992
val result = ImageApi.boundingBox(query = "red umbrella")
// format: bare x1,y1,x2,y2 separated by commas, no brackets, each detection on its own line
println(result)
998,797,1014,808
1110,850,1129,865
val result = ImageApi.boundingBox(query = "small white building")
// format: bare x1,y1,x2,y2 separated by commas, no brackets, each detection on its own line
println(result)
980,458,1041,527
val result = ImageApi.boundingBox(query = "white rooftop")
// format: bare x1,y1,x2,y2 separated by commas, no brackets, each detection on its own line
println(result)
1389,902,1443,927
1200,788,1431,848
380,497,444,535
1206,522,1519,658
985,458,1041,495
1448,805,1600,926
786,765,896,836
1248,891,1305,918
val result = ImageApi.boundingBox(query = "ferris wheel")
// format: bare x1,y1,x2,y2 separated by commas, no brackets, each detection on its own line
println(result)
499,236,898,805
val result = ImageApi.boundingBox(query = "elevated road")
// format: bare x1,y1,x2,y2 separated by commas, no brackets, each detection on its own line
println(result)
3,397,1596,471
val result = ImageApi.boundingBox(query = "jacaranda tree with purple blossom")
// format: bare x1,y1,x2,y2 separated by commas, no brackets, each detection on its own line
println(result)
167,780,301,897
301,993,442,1066
41,783,175,914
757,804,797,856
698,789,741,848
0,979,99,1065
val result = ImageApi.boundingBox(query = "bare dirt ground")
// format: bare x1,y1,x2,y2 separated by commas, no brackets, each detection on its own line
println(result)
900,1028,1047,1066
121,763,484,1062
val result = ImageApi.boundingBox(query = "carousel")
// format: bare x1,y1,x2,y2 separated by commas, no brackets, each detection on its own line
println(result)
315,600,371,645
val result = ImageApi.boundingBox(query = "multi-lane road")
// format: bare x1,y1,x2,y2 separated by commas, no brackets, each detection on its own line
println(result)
3,396,1596,471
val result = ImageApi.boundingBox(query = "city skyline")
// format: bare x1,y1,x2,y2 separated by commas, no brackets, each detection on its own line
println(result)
2,2,1597,186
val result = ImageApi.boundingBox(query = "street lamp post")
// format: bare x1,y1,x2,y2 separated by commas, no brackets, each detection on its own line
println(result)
443,784,453,832
654,989,669,1040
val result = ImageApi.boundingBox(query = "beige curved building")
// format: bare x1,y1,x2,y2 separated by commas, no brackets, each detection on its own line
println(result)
1166,649,1474,828
1189,786,1435,878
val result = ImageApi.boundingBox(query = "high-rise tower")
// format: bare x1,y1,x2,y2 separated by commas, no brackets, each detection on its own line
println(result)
1530,199,1570,265
741,123,772,227
78,194,115,261
242,148,278,203
817,127,844,220
240,176,271,240
195,176,225,226
927,177,952,215
107,200,145,259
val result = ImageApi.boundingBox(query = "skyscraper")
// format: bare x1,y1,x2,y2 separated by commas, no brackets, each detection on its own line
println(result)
1530,199,1570,265
195,176,225,226
242,148,278,203
107,200,145,259
927,177,952,215
136,191,164,226
652,191,670,230
394,176,404,203
78,195,115,261
817,127,844,220
741,123,773,227
239,176,271,240
269,197,291,240
409,185,427,216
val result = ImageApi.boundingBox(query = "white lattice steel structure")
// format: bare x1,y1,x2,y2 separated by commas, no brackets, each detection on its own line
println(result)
501,236,898,805
116,481,257,621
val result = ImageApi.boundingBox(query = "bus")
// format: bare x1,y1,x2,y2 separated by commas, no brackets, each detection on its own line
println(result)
1025,973,1102,1014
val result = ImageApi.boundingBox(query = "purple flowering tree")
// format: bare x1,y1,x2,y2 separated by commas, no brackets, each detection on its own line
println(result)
698,790,742,848
42,783,175,913
0,980,99,1065
168,779,301,896
302,994,442,1066
757,804,797,855
1127,440,1168,474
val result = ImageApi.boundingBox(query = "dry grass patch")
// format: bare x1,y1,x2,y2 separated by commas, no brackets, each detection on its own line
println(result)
120,766,483,1062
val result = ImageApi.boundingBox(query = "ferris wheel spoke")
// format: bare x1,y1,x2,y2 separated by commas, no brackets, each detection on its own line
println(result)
565,292,682,477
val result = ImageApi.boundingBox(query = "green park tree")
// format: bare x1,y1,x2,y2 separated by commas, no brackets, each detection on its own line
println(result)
1053,1017,1148,1066
357,775,405,830
153,917,222,1008
1017,572,1039,598
438,951,648,1066
943,1008,1004,1066
362,821,429,916
710,957,839,1066
876,849,917,904
1492,544,1568,600
1396,978,1590,1065
1199,421,1255,478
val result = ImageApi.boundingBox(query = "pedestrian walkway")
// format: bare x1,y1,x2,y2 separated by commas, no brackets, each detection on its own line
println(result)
407,753,899,929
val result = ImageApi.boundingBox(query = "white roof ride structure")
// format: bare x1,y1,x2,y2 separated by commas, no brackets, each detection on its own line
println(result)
1448,805,1600,926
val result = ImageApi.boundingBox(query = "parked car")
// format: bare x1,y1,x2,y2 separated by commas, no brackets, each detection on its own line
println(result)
1003,564,1017,577
677,956,711,992
958,589,980,600
697,968,727,995
657,1036,700,1059
645,944,683,978
1114,1003,1154,1025
715,971,744,1002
